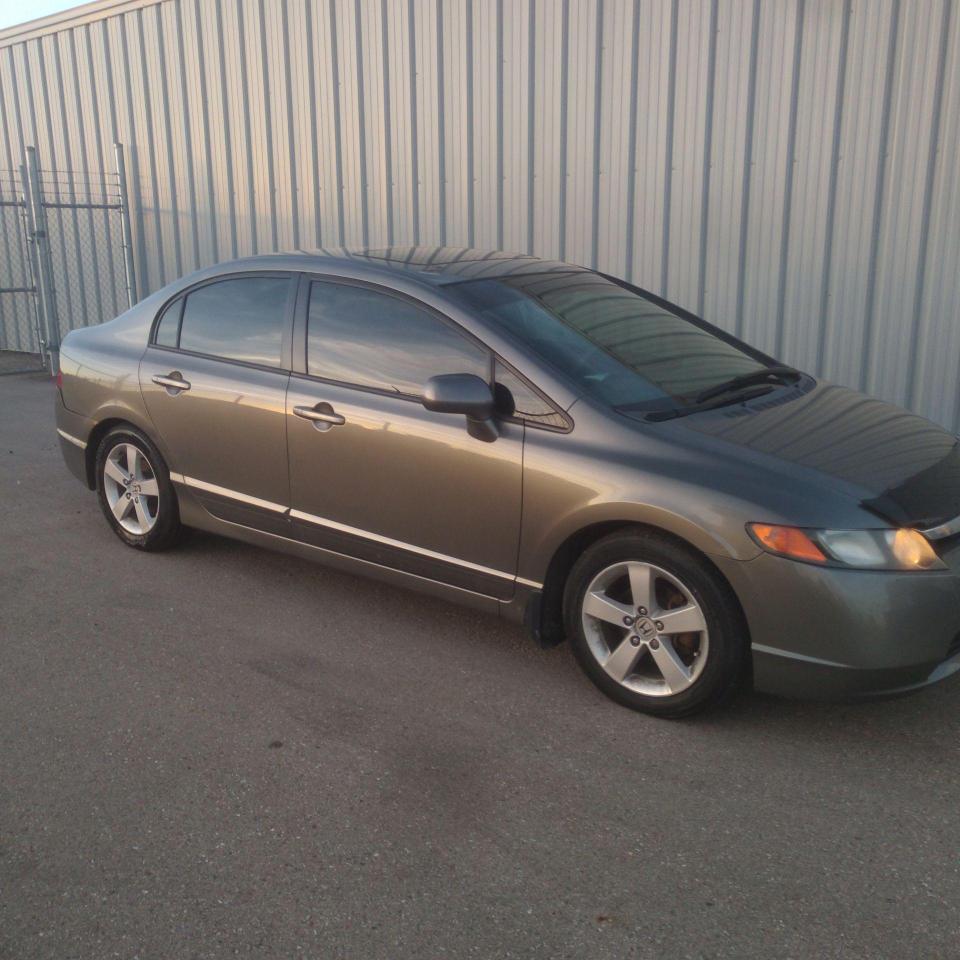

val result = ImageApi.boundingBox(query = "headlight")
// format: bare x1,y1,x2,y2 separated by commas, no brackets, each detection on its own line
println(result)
747,523,946,571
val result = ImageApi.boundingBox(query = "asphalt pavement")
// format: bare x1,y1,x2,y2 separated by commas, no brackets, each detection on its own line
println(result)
2,372,960,959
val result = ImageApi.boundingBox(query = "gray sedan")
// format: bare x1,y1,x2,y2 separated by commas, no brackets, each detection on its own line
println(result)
55,246,960,716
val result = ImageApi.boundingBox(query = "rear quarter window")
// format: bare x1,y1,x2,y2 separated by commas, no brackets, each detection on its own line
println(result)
153,298,183,347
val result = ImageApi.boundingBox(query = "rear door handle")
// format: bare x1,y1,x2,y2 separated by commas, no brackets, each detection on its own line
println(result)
152,372,191,393
293,403,346,429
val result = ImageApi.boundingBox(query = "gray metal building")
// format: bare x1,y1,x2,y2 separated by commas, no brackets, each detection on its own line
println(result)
1,0,958,428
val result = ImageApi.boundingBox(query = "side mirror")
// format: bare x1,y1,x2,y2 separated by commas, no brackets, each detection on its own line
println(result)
422,373,499,442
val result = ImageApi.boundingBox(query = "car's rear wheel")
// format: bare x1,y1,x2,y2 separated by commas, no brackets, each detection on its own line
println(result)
564,530,748,717
95,426,182,551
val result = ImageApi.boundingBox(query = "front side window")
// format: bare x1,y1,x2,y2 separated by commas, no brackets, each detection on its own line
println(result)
307,281,489,396
449,272,767,413
176,275,291,368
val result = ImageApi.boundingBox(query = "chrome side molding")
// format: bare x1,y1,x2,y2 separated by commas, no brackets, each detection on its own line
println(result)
168,473,542,589
173,474,288,514
56,428,87,450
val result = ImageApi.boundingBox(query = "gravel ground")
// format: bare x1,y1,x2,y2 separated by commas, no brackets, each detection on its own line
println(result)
2,371,960,959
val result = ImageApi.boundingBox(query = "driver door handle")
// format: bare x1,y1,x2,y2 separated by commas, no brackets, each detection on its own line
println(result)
152,372,191,393
293,403,346,427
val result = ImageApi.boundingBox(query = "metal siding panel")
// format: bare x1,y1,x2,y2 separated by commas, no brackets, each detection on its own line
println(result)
471,0,499,250
74,23,124,318
561,0,599,269
779,0,844,374
412,0,441,243
220,0,254,257
1,0,959,431
241,0,275,255
909,0,960,430
739,0,799,355
440,0,469,246
622,0,672,287
499,0,530,253
866,0,947,406
383,0,414,243
331,0,363,245
702,0,753,336
357,0,389,246
312,0,346,247
160,0,197,273
664,0,710,307
531,0,562,259
594,0,635,278
106,13,153,291
178,0,218,266
820,0,896,388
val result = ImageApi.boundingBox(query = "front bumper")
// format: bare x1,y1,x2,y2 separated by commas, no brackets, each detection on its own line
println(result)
714,551,960,700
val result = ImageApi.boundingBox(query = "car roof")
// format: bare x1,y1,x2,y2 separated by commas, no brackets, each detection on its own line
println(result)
211,245,591,287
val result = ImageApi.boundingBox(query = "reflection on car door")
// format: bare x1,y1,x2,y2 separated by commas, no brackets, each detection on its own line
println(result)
285,278,523,600
140,273,295,533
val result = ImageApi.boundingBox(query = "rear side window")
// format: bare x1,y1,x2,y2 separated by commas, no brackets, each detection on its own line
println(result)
306,281,489,396
154,298,183,347
177,275,292,368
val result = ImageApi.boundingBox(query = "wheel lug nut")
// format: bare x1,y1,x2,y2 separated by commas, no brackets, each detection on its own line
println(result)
125,492,131,499
630,635,642,647
623,615,635,626
655,621,664,631
637,606,647,616
649,638,660,650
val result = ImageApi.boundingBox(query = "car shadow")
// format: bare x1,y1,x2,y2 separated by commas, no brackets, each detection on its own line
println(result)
175,528,960,753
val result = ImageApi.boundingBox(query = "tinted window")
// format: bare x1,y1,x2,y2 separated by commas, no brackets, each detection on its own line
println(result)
178,276,291,367
450,273,766,412
154,298,182,347
494,362,567,429
307,282,489,395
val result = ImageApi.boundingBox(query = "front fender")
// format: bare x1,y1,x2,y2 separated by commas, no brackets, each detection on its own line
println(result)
518,498,762,588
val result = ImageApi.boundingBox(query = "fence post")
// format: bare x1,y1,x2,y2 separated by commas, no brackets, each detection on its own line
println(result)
24,146,59,373
114,143,137,308
18,161,44,361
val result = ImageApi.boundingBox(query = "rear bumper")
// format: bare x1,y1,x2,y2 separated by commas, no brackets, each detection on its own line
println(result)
713,552,960,701
55,393,94,487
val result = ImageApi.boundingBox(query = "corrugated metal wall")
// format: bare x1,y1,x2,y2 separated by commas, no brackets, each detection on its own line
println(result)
1,0,958,427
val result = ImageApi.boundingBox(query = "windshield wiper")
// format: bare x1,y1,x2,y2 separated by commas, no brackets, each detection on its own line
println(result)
644,384,777,422
693,365,801,404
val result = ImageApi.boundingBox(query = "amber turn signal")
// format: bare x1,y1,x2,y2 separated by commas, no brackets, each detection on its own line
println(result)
748,523,828,564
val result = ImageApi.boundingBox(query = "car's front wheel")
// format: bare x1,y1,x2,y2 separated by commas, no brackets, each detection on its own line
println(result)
564,530,748,717
95,426,182,551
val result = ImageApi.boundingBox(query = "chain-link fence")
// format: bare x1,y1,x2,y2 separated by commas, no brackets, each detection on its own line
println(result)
0,145,136,374
0,168,42,374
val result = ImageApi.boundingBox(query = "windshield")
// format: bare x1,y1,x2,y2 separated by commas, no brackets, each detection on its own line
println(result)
449,272,769,412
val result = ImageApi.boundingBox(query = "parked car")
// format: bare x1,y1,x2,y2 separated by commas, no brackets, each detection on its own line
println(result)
55,246,960,716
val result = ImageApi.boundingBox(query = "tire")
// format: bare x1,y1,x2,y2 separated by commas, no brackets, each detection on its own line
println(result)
95,425,182,551
563,529,748,718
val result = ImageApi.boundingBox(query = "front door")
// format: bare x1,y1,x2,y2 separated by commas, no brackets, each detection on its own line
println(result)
140,272,296,532
286,278,523,600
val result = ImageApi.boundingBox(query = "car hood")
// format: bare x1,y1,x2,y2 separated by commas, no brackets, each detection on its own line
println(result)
672,380,960,529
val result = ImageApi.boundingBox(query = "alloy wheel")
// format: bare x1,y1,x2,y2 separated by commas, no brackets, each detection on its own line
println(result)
102,442,160,535
580,560,709,697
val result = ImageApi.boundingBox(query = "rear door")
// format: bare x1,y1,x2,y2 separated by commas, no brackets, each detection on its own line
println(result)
140,272,296,532
285,277,523,599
